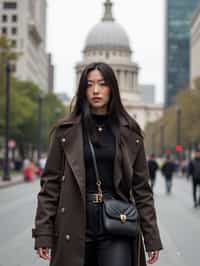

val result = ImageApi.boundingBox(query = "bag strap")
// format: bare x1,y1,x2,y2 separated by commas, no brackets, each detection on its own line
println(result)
88,137,103,197
88,137,101,182
88,136,135,203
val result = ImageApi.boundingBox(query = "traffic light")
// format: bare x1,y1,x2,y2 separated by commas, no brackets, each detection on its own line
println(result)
175,145,183,152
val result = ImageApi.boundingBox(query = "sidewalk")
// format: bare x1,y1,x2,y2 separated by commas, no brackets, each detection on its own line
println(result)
0,174,24,189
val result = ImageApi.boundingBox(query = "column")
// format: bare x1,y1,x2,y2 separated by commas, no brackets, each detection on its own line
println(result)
121,70,125,91
133,73,136,92
133,72,138,92
127,71,130,90
124,70,127,90
128,71,132,91
135,72,138,92
131,72,134,91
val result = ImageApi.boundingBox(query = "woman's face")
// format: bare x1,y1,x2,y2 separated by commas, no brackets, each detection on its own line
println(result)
86,69,111,114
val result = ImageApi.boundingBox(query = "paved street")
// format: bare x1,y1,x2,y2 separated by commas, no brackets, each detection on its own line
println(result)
0,173,199,266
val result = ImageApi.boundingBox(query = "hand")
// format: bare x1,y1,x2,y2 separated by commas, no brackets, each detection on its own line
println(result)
37,247,51,261
147,250,159,264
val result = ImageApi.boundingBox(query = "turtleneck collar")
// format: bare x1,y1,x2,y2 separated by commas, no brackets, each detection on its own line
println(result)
92,113,109,124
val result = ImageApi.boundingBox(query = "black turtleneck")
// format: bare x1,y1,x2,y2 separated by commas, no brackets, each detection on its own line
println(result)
83,114,116,193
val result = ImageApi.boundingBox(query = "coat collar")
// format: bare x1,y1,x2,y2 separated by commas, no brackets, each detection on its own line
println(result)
59,114,129,128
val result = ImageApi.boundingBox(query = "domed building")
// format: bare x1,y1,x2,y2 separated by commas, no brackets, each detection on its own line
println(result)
75,0,163,129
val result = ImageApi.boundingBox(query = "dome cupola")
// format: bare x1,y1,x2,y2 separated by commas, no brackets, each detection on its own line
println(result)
84,0,131,53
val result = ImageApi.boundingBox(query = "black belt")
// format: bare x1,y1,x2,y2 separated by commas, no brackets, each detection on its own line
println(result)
86,192,115,203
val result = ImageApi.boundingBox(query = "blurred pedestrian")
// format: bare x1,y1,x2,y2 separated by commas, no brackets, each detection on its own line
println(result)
23,159,36,182
37,154,47,176
148,154,159,189
39,154,47,171
23,158,30,169
161,155,176,194
188,149,200,208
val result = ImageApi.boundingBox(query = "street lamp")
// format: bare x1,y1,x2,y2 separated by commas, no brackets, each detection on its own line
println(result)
0,47,11,181
176,105,182,159
160,123,165,157
151,131,156,155
176,105,182,146
37,93,44,161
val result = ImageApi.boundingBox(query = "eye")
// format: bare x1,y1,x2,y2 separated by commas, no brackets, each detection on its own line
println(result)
87,83,92,88
99,81,107,86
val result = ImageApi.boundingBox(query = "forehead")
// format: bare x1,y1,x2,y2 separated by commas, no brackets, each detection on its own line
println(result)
87,69,104,81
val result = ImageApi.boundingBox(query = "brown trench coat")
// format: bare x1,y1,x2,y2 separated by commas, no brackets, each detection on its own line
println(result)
32,115,163,266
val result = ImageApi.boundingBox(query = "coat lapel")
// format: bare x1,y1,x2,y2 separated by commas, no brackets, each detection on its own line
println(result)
59,114,139,203
113,117,138,200
60,116,86,205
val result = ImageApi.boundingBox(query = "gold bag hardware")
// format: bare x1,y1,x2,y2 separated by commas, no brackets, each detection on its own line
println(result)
120,214,127,223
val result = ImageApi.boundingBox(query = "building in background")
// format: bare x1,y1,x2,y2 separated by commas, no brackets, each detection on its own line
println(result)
139,84,155,105
48,53,54,93
165,0,200,106
75,0,163,130
190,4,200,89
0,0,53,92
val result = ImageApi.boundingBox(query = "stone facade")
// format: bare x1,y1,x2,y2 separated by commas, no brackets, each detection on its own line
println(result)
191,4,200,89
0,0,50,92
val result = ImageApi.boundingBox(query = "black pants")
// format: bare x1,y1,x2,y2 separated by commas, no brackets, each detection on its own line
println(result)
150,175,156,189
84,193,133,266
192,179,200,204
84,237,132,266
164,175,173,194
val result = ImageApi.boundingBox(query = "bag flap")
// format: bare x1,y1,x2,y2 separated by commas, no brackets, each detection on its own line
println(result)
103,199,138,221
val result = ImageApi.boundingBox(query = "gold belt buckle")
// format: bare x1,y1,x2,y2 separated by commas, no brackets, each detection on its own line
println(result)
93,193,103,203
120,214,127,223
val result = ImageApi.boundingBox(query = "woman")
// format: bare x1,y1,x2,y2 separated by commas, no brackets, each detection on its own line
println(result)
32,62,163,266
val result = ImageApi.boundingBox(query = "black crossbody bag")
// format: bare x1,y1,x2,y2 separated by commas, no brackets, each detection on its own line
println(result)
88,137,139,238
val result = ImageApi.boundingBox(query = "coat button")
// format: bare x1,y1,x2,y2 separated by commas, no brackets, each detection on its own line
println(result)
62,175,65,182
65,234,70,241
61,138,66,143
136,139,140,144
61,207,65,213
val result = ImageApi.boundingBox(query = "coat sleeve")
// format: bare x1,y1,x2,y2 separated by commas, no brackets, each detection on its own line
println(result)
132,138,163,252
32,129,64,249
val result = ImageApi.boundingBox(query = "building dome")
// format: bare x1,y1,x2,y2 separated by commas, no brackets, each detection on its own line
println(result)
84,21,131,51
84,0,131,52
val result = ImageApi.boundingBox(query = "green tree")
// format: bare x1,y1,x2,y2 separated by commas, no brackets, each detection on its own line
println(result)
0,35,18,90
0,36,68,159
145,84,200,157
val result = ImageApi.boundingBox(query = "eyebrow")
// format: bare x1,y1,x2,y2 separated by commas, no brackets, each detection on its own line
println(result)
87,79,105,83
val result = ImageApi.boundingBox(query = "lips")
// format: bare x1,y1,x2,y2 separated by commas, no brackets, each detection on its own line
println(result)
92,97,102,101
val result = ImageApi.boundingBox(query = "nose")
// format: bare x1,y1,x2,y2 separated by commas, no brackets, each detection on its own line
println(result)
93,83,100,94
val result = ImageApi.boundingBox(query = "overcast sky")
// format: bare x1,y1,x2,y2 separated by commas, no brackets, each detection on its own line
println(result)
47,0,165,103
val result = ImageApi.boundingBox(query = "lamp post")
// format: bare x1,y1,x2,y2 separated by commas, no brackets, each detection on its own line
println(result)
151,131,156,155
0,47,11,181
37,94,44,161
160,123,165,157
176,105,182,159
3,62,11,181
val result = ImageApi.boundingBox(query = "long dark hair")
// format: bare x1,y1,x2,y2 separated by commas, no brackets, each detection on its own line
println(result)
70,62,142,140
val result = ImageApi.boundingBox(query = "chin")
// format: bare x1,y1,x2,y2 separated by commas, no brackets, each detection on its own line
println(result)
91,103,104,108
